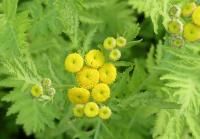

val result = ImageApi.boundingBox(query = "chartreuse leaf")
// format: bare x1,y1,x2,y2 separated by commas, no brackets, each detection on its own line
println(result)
153,42,200,139
2,84,57,135
0,0,30,57
0,57,58,135
3,0,18,20
128,0,184,33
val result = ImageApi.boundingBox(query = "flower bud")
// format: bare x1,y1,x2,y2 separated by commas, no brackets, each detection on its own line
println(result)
31,84,43,98
109,49,121,61
116,36,127,48
49,87,56,96
171,36,184,48
103,37,116,50
168,5,181,18
42,78,52,87
167,19,183,35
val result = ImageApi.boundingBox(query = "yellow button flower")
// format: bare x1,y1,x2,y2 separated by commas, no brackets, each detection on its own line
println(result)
31,84,43,97
99,106,112,120
99,63,117,84
116,36,126,48
92,83,110,102
109,49,121,61
76,67,99,89
167,20,183,34
68,87,90,104
183,23,200,42
85,50,105,68
73,104,84,117
103,37,116,50
181,2,196,17
84,102,99,117
192,6,200,26
64,53,84,73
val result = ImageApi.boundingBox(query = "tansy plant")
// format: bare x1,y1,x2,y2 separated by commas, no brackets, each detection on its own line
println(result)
167,2,200,47
31,78,56,102
65,36,126,119
1,0,200,139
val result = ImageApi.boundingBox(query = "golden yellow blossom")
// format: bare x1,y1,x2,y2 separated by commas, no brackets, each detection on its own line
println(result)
181,2,196,17
73,104,84,117
183,23,200,42
167,20,183,34
64,53,84,73
103,37,116,50
76,67,99,89
84,102,99,117
85,50,105,68
31,84,43,97
68,87,90,104
99,106,112,120
192,6,200,26
92,83,110,102
99,63,117,84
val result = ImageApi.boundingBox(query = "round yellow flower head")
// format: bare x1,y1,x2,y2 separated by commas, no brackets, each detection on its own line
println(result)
76,67,99,89
99,63,117,84
183,23,200,42
85,50,105,68
192,6,200,26
68,87,90,104
99,106,112,120
168,5,181,18
84,102,99,118
181,2,196,17
103,37,116,50
167,20,183,34
31,84,43,97
64,53,84,73
73,104,84,117
92,83,110,102
116,36,126,48
109,49,121,61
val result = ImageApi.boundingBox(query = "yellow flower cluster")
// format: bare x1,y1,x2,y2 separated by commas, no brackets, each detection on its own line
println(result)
65,37,128,119
31,78,56,102
167,3,200,47
103,36,127,61
182,3,200,42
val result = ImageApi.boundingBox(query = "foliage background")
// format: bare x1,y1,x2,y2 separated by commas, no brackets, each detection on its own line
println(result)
0,0,200,139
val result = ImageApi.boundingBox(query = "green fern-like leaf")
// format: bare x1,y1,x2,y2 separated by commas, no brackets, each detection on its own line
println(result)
2,85,58,135
153,42,200,139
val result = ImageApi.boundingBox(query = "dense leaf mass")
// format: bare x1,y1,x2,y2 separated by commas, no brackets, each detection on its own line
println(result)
0,0,200,139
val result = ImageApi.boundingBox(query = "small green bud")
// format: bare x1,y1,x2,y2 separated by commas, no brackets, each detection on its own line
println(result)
171,36,184,48
168,5,181,18
109,49,121,61
38,95,51,101
116,36,127,48
49,87,56,96
42,78,52,87
103,37,116,50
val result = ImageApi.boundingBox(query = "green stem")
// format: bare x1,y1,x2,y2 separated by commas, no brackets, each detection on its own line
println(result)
94,119,101,139
53,84,75,88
